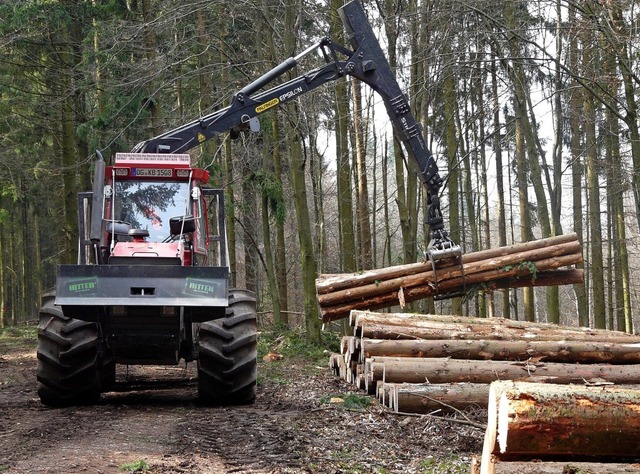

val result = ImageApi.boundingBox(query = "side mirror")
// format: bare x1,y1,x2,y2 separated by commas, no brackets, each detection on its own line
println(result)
170,215,196,235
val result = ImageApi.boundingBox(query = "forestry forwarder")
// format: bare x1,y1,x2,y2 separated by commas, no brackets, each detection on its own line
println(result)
37,0,460,407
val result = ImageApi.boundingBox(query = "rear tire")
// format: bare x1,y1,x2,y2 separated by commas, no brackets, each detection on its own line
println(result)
37,293,102,407
197,289,258,405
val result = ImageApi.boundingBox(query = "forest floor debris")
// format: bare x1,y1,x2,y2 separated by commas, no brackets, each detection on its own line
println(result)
0,326,482,473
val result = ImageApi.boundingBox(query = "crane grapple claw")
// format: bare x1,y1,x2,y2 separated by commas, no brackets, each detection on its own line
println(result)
425,238,465,300
427,242,462,262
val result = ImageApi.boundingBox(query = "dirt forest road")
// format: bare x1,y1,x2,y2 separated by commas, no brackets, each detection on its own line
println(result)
0,329,482,473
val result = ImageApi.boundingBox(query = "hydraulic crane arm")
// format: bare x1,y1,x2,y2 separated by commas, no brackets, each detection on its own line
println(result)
131,37,348,155
131,0,459,257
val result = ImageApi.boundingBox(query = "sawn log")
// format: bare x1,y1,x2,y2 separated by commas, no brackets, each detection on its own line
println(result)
359,338,640,364
317,235,584,322
480,381,640,472
370,356,640,385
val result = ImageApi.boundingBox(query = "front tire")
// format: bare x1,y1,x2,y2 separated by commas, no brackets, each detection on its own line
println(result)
197,289,258,405
37,293,102,407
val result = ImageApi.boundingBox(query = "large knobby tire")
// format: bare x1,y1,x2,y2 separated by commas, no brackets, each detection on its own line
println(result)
37,293,102,407
197,289,258,405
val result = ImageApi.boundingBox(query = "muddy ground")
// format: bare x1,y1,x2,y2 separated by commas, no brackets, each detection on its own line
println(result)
0,327,484,473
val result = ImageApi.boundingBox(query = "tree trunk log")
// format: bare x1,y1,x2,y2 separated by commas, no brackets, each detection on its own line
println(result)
316,233,579,294
317,234,584,322
384,382,490,413
372,357,640,385
481,381,640,471
349,310,622,336
358,321,640,344
317,241,580,306
319,255,583,322
489,461,640,474
360,338,640,364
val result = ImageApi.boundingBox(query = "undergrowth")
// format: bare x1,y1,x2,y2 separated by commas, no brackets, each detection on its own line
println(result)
258,327,340,365
119,459,149,473
0,324,37,350
320,392,372,410
0,325,37,339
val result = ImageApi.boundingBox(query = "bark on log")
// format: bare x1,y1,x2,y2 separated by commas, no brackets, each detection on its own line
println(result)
316,233,579,294
480,381,640,472
320,254,583,322
491,462,640,474
317,234,584,322
476,458,640,474
349,310,624,336
371,357,640,385
359,321,640,344
486,269,584,291
360,338,640,364
385,382,490,413
317,241,580,306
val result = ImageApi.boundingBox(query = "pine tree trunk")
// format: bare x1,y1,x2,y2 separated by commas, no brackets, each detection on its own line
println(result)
242,168,258,293
220,35,237,287
272,114,289,319
285,0,320,342
583,34,605,328
502,1,537,322
609,4,636,333
329,0,355,334
352,80,372,270
491,54,509,320
60,39,78,265
443,45,461,315
568,3,588,326
0,192,6,327
382,139,392,267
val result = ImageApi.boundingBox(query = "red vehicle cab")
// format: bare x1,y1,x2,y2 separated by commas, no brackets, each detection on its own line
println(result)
104,153,210,267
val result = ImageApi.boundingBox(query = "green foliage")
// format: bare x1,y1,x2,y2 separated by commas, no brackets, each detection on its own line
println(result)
119,459,149,473
0,325,37,351
414,455,468,474
204,161,224,186
0,325,37,340
502,260,538,281
251,171,286,224
258,328,339,365
320,392,372,410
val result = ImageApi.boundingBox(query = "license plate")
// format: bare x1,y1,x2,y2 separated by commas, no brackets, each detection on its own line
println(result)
133,168,173,177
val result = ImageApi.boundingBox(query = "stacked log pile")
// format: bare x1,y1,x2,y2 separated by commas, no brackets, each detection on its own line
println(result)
317,234,584,322
329,310,640,416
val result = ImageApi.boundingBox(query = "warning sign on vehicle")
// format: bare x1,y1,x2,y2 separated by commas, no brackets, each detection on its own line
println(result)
115,153,191,165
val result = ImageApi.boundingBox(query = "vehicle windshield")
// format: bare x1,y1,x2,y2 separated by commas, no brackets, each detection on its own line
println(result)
113,180,189,242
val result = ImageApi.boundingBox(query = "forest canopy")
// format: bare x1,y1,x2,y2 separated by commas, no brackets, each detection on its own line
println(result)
1,0,639,339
